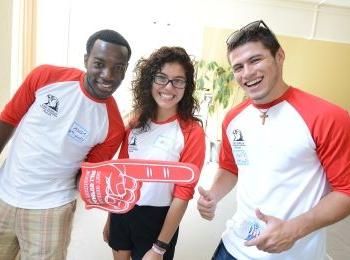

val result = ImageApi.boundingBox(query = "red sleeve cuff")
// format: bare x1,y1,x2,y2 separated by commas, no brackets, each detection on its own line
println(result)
173,185,195,200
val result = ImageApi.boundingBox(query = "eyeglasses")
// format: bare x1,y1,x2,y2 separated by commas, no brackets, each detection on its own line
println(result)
153,74,186,89
226,20,272,46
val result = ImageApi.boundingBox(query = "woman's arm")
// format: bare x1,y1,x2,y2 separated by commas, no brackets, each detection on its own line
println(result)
142,198,188,259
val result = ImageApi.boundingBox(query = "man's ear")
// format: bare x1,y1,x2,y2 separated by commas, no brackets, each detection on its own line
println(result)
276,47,285,65
121,63,129,80
84,54,88,69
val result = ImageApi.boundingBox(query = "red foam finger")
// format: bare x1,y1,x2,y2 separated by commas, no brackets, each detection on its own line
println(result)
82,159,200,184
79,166,141,214
79,159,200,214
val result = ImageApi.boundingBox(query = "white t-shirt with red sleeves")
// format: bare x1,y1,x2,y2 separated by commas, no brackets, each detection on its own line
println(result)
118,115,205,206
0,65,125,209
219,87,350,260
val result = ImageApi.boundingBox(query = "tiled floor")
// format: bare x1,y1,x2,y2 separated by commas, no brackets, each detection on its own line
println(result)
67,163,350,259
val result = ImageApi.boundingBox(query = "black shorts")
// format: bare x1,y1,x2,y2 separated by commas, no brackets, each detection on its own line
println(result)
108,205,179,260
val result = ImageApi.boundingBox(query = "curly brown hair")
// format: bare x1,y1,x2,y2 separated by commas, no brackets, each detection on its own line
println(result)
130,46,201,131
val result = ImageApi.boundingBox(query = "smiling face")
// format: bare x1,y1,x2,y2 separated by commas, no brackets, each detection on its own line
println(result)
84,39,129,99
228,41,287,104
151,62,186,121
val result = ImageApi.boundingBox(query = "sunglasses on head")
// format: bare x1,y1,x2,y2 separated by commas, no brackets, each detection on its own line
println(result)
226,20,272,46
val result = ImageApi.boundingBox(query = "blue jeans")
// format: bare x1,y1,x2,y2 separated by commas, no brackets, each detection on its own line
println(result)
212,240,237,260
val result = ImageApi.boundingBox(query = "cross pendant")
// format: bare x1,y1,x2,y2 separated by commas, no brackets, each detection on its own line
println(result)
260,112,268,125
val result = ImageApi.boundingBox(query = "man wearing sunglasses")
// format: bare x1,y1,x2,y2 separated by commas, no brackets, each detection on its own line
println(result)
197,20,350,260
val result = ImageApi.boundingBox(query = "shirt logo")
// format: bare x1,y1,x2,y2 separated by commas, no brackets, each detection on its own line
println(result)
232,129,249,165
233,129,244,141
128,135,138,153
130,136,137,146
41,94,59,117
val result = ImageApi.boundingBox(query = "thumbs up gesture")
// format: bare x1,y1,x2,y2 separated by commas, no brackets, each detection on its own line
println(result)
197,186,217,220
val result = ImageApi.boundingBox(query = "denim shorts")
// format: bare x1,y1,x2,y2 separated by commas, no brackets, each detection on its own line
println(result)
212,240,237,260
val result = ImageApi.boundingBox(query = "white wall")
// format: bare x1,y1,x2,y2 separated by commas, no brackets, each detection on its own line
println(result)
0,0,12,109
36,0,205,114
35,0,350,67
201,0,350,43
0,0,12,164
35,0,350,114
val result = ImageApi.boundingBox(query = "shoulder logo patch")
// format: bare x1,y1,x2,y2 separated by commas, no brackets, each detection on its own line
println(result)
232,129,249,165
128,135,138,153
41,94,59,117
233,129,244,141
129,136,137,146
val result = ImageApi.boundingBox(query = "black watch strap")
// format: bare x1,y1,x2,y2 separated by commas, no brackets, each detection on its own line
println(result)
155,239,169,251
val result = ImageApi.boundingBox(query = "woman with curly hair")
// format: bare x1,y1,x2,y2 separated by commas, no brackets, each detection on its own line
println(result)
104,46,206,260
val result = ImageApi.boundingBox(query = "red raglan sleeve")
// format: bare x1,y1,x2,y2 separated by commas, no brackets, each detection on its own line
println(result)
0,65,50,125
118,128,131,159
314,108,350,196
173,121,206,200
289,89,350,196
219,112,238,175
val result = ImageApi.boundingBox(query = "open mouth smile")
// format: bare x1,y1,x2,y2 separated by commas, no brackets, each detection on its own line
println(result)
159,92,176,100
245,77,263,88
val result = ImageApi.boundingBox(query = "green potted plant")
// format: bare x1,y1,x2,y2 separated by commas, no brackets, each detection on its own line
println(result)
195,60,234,114
195,59,246,163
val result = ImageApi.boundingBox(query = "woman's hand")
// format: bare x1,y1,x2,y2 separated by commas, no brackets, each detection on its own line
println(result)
142,248,163,260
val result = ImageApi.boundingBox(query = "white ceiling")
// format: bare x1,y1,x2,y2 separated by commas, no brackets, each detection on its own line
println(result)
198,0,350,44
295,0,350,8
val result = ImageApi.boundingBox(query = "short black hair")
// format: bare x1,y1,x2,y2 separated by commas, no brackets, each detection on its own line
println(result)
86,29,131,60
227,21,280,57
